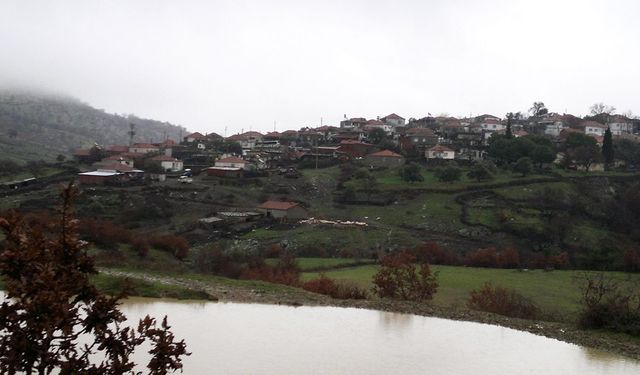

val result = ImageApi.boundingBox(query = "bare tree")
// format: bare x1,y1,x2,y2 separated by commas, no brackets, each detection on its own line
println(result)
589,102,616,116
529,102,548,117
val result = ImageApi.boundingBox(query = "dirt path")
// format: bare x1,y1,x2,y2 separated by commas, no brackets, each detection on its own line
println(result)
100,268,640,361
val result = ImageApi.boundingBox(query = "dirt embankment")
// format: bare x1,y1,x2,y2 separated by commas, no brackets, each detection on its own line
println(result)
102,269,640,361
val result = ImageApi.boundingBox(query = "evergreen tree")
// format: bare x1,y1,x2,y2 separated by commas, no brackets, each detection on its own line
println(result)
505,113,514,139
602,127,614,168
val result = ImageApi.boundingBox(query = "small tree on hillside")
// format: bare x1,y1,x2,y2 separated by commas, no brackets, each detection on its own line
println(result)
0,185,189,374
399,163,424,183
505,113,514,139
602,127,614,169
513,157,533,177
372,251,438,301
467,161,497,182
434,163,462,183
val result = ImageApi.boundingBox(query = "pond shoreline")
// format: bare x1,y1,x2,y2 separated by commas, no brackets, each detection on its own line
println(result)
102,269,640,361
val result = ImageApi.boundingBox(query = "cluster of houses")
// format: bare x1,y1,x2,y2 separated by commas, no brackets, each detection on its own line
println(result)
73,111,640,184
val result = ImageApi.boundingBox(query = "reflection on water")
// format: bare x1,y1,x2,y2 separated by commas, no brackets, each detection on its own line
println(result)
2,291,639,375
114,298,640,375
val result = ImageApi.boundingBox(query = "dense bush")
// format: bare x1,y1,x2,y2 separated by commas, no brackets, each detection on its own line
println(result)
464,247,498,268
240,253,300,286
578,273,640,336
468,281,539,319
150,235,190,260
413,242,460,265
372,251,438,301
130,237,150,258
78,218,132,250
194,246,242,278
623,248,640,272
302,274,367,300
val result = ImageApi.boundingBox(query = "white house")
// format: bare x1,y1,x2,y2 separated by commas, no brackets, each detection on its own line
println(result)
608,116,634,136
381,113,406,127
479,118,506,132
149,155,184,172
215,156,250,169
582,121,607,137
426,145,455,160
129,143,159,154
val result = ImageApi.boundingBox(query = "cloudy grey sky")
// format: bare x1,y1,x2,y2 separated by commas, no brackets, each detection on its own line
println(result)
1,0,638,134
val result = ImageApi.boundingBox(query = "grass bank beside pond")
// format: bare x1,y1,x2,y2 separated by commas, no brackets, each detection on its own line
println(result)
95,266,640,360
302,264,640,321
91,273,211,300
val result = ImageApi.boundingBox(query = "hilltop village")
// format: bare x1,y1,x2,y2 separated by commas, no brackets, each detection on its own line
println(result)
73,109,640,185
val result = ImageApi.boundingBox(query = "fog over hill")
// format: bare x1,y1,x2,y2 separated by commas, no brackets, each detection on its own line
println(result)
0,88,189,163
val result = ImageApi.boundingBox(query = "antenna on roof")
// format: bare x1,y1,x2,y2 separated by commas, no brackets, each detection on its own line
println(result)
321,117,323,126
274,120,276,132
225,126,227,137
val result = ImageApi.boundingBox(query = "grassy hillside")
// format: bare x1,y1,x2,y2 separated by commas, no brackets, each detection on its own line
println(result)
0,89,188,163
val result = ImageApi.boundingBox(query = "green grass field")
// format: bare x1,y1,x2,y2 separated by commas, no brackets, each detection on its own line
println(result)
266,257,375,271
302,264,640,320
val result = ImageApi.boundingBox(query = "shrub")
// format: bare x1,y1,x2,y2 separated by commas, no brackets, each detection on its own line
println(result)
469,281,539,319
623,248,640,272
578,273,640,336
194,246,241,278
434,163,462,183
496,247,520,269
413,242,459,265
302,274,367,300
464,247,498,268
78,218,132,250
372,251,438,301
531,251,571,270
240,253,300,286
151,235,190,260
131,237,150,258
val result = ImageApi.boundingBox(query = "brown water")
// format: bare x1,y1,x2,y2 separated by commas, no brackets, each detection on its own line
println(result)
118,298,640,375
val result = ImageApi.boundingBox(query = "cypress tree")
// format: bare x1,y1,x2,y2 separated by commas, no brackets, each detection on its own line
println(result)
602,127,614,167
505,113,514,139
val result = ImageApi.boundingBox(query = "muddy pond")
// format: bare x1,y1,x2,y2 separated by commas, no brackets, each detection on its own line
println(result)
116,298,640,374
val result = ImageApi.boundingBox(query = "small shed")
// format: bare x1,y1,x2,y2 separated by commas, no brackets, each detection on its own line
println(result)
206,167,244,178
78,170,127,185
257,201,308,220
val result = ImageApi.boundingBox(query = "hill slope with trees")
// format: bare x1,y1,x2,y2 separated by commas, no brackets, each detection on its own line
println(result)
0,89,188,163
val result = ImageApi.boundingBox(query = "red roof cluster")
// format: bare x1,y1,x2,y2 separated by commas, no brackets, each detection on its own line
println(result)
257,201,299,211
217,156,247,164
368,150,403,158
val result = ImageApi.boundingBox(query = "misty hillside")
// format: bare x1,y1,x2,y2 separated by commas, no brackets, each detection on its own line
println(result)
0,89,188,163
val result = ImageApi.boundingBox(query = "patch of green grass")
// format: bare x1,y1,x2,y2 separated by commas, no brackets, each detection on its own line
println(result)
266,257,375,271
302,264,640,319
243,225,420,251
91,273,211,300
495,182,575,200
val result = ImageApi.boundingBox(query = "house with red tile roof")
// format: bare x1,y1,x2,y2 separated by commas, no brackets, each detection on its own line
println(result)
215,156,250,169
184,132,207,143
129,143,160,154
148,155,184,172
337,140,376,158
381,113,405,127
363,150,405,168
227,131,264,149
257,201,308,220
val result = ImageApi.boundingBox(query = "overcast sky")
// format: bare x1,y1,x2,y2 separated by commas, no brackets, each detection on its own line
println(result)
1,0,638,135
